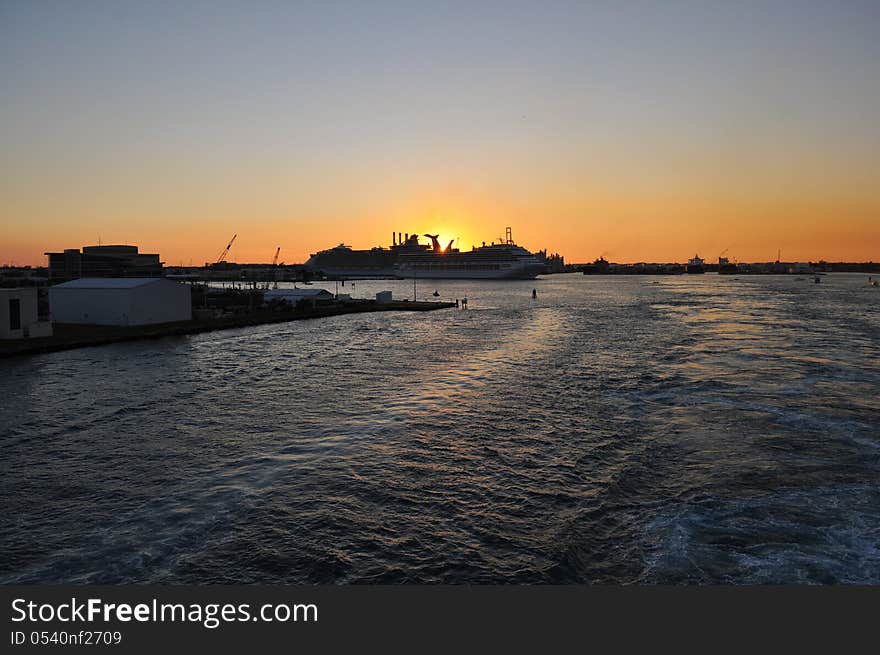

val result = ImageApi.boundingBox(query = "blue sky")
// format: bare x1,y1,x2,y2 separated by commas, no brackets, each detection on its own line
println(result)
2,1,878,263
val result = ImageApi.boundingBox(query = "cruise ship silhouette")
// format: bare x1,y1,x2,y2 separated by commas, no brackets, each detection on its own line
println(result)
306,227,545,279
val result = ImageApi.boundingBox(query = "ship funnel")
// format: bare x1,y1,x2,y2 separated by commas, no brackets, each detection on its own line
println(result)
393,232,397,246
424,234,441,252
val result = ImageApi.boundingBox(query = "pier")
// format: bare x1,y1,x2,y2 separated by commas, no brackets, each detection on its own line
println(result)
0,299,455,359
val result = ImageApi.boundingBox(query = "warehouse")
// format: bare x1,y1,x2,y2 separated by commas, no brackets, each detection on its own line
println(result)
0,288,53,339
49,278,191,326
263,287,335,308
263,287,333,306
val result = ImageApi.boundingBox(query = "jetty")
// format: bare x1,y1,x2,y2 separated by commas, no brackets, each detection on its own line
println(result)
0,299,455,359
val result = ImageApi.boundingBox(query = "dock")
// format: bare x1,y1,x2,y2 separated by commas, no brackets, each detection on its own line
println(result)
0,300,455,359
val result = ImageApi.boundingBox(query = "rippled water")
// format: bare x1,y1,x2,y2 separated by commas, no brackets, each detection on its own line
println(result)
2,273,879,584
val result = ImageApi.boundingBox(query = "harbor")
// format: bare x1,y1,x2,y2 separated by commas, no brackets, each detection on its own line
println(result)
2,241,473,358
4,1,880,644
3,239,876,361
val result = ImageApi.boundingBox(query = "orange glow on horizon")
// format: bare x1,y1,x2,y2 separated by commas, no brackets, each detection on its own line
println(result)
2,163,878,267
2,201,878,268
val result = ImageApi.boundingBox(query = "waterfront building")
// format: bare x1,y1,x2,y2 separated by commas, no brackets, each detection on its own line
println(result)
48,278,191,326
0,266,49,287
0,288,53,339
263,287,335,308
44,245,163,282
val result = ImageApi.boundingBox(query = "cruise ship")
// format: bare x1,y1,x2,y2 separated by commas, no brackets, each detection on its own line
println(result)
304,243,401,278
306,227,545,279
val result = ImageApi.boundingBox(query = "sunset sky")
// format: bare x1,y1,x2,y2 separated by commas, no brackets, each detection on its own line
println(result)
2,1,878,266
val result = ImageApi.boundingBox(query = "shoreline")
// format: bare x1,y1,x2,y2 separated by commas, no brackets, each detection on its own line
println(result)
0,300,456,359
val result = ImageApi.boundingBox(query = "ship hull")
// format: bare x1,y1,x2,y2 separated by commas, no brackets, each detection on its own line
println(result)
311,265,544,280
394,263,544,280
311,267,398,278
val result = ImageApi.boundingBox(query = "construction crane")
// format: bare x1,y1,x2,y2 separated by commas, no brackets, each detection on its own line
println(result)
266,247,282,289
215,234,237,265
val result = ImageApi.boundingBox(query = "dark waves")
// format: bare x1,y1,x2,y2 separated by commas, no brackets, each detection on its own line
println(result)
1,274,878,583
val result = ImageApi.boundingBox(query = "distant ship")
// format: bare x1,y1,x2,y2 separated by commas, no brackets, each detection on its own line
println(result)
718,256,738,274
306,227,545,280
686,254,705,274
581,257,611,275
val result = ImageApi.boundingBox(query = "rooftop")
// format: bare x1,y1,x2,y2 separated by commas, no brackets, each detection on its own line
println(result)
52,277,170,289
264,287,333,298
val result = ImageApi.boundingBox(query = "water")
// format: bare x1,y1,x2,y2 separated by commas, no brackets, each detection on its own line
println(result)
1,273,878,584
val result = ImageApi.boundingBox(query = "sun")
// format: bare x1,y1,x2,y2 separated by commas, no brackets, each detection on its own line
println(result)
422,224,482,253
